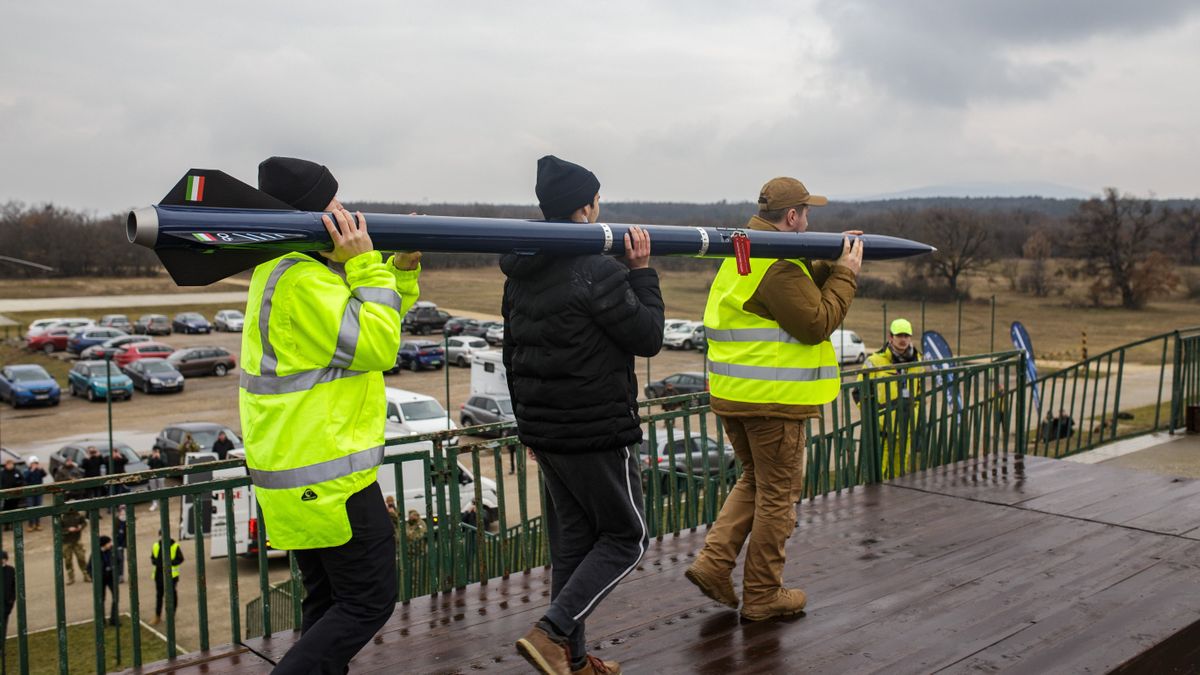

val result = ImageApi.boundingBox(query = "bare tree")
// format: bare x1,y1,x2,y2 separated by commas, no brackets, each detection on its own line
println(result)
1020,229,1052,297
909,208,993,296
1070,188,1174,309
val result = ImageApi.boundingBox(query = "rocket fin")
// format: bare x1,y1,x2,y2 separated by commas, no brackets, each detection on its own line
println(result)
155,247,282,286
161,169,294,209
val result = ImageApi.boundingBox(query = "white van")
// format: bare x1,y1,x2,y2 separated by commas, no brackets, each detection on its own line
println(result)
198,443,498,558
470,350,507,396
385,387,459,441
831,329,868,365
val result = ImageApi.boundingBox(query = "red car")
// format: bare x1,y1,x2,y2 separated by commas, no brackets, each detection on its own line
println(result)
26,327,72,354
114,341,175,367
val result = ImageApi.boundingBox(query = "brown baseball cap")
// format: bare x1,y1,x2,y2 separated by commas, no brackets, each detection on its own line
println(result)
758,177,828,210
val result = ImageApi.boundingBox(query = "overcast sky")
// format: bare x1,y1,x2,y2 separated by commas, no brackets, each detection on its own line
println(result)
2,1,1199,213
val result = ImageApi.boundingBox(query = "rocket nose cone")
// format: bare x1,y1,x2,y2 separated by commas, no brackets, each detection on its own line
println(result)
127,207,159,247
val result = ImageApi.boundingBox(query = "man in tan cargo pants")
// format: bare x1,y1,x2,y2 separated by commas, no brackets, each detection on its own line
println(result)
686,177,861,621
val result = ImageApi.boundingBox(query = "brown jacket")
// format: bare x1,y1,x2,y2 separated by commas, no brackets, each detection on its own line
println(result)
710,215,858,420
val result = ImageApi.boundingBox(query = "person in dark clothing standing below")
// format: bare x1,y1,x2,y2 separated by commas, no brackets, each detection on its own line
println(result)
507,155,663,675
211,431,235,460
151,531,184,624
1,551,15,641
23,457,47,530
91,536,119,625
80,446,105,498
0,460,24,530
147,449,166,510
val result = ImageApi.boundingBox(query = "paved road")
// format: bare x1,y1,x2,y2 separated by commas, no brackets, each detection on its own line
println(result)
0,292,249,314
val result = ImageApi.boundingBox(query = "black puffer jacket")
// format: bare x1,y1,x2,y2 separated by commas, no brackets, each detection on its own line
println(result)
501,252,664,454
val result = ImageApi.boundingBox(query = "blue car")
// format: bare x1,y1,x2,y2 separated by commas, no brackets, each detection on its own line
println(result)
398,340,445,371
68,359,134,402
0,364,61,408
172,312,212,334
67,327,128,355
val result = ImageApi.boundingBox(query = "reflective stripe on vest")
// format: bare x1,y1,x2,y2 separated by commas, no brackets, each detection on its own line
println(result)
248,445,384,489
152,541,182,579
703,257,840,405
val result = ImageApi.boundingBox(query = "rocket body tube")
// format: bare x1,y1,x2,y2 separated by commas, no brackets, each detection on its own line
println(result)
129,204,933,263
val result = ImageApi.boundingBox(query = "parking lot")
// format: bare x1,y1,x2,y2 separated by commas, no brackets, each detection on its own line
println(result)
1,318,716,457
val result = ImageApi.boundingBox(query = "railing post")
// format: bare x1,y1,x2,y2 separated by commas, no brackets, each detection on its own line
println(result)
1171,331,1183,432
1015,353,1027,455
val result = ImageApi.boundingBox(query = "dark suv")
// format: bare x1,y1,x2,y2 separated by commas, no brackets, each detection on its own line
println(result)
134,314,172,336
403,304,450,335
459,393,515,437
398,340,445,371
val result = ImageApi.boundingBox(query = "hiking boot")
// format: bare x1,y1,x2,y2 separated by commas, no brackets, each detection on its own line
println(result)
572,654,622,674
740,587,807,622
516,626,571,675
685,563,738,609
66,576,76,586
83,574,93,583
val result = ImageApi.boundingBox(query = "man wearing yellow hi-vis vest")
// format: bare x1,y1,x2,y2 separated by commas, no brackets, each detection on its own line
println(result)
240,157,421,674
686,177,861,622
858,319,923,479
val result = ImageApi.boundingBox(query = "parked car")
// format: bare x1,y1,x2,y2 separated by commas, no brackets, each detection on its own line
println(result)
663,321,702,350
43,318,95,334
644,372,708,400
662,318,692,336
49,440,148,478
402,302,451,335
398,340,445,371
446,336,490,367
80,334,154,360
114,341,175,367
442,317,473,337
68,360,134,402
214,309,245,332
384,388,459,441
831,329,868,365
173,312,212,334
122,358,185,394
0,364,61,407
26,327,72,353
485,322,504,346
134,314,172,335
637,430,737,491
98,314,133,331
25,317,75,338
68,327,128,355
459,393,515,437
153,422,243,466
167,346,237,377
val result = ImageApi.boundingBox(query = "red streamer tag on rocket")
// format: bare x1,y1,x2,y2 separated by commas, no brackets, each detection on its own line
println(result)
732,231,751,275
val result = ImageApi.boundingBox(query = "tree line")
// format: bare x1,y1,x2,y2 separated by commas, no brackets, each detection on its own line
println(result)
2,191,1197,309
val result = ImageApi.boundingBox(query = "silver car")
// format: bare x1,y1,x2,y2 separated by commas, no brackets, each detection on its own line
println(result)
214,309,245,332
446,336,490,368
459,394,515,437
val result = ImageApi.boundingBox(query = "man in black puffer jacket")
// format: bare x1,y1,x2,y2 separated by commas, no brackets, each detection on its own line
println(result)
508,155,663,675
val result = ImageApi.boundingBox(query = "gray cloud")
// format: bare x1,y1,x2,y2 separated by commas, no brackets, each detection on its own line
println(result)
817,0,1200,106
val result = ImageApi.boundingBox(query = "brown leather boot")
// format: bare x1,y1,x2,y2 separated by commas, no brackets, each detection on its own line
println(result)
571,654,622,674
685,563,738,609
740,587,807,622
516,625,571,675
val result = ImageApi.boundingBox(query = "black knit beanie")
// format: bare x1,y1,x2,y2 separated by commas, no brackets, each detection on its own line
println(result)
535,155,600,220
258,156,339,212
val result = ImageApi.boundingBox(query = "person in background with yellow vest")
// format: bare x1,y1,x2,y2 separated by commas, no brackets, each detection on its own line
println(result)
859,319,923,478
686,177,861,621
240,157,421,674
151,531,183,624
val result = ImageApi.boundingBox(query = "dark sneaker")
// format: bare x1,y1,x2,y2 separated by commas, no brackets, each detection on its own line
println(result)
740,587,807,622
685,563,739,609
516,626,571,675
571,654,622,674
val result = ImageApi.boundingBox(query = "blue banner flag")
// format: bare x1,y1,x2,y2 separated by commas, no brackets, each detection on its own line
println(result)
921,330,963,412
1010,321,1041,411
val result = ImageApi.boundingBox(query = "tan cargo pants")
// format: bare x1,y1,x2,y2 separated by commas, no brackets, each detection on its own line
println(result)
694,416,806,605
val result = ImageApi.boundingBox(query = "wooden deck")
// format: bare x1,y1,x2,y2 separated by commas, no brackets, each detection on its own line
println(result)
126,454,1200,674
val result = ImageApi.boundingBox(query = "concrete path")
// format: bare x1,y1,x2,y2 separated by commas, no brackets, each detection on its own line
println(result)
0,292,249,313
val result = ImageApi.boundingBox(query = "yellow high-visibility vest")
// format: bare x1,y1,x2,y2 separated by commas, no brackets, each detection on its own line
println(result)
151,541,182,579
703,258,840,405
239,251,418,549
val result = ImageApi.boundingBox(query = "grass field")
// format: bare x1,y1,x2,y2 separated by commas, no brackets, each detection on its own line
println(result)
2,615,169,674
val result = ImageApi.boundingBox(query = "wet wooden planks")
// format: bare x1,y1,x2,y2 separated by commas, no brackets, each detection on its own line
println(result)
146,455,1200,674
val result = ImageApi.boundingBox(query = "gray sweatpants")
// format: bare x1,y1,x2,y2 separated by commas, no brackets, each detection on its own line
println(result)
535,446,648,661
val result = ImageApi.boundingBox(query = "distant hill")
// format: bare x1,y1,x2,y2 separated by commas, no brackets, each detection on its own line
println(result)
847,181,1095,201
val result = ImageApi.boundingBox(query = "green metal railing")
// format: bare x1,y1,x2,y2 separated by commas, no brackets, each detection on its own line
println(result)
1,330,1198,672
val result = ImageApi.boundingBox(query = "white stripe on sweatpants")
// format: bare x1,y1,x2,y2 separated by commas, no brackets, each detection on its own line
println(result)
572,447,647,621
